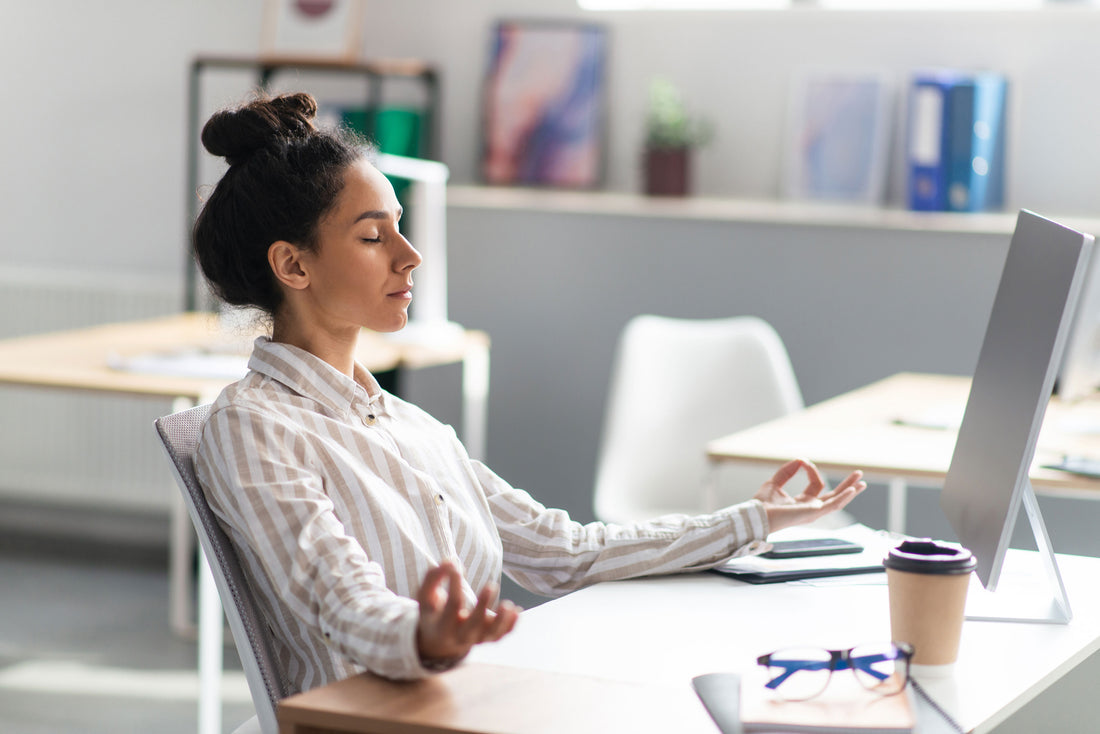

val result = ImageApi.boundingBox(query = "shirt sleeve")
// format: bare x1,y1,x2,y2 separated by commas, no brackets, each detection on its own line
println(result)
471,460,770,597
195,403,440,681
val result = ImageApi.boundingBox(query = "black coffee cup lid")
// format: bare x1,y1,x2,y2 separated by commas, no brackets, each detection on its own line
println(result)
883,539,976,575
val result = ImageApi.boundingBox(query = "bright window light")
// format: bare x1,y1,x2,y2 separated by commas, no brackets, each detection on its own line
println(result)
580,0,1059,8
819,0,1042,7
578,0,789,9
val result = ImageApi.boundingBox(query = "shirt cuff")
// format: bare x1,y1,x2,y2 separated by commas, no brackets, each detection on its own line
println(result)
721,499,770,559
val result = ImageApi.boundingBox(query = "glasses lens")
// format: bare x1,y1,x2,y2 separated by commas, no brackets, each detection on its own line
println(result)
849,643,909,695
763,647,833,701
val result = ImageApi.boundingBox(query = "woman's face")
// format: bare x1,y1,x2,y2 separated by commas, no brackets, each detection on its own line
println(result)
299,158,422,333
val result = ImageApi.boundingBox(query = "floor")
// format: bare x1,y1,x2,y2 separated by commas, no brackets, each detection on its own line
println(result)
0,533,254,734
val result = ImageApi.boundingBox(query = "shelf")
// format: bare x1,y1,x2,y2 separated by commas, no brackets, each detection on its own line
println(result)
193,54,436,78
447,185,1100,237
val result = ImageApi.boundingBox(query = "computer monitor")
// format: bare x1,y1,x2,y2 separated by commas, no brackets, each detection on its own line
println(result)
1056,236,1100,403
940,210,1094,624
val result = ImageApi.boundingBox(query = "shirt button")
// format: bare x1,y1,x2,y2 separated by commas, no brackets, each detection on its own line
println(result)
435,494,444,506
364,414,377,426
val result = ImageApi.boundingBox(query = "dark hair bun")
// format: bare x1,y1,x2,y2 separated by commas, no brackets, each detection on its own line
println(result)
201,92,319,166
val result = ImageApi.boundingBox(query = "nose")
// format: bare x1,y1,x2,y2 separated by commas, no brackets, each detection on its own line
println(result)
396,232,422,272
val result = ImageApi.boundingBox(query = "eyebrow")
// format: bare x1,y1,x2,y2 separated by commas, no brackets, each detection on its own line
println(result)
354,208,403,223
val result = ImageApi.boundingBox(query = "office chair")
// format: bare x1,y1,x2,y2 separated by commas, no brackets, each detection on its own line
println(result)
593,315,806,524
155,404,290,734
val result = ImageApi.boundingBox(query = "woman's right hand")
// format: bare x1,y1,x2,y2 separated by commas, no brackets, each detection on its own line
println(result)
416,561,521,667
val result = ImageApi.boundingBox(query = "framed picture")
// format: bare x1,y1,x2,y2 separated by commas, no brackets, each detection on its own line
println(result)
260,0,366,60
481,20,607,188
782,69,895,205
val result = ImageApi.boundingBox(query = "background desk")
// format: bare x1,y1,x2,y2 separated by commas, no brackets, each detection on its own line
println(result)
279,553,1100,733
0,312,489,734
707,372,1100,534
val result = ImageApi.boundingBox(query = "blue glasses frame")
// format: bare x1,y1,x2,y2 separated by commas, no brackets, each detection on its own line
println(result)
756,642,914,699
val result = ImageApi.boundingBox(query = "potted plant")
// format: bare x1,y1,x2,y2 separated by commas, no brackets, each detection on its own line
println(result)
642,77,712,196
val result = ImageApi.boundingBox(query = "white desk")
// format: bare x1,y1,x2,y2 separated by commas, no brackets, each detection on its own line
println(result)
469,550,1100,733
707,373,1100,535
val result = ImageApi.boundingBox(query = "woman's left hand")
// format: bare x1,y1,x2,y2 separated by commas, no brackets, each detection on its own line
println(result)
754,458,866,533
416,561,521,668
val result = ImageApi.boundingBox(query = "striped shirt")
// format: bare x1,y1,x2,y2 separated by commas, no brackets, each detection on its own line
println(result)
195,336,769,693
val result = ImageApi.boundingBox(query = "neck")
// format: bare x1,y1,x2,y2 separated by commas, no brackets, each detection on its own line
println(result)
272,310,359,378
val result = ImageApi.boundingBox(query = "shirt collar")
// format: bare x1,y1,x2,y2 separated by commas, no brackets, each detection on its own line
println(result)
247,336,386,416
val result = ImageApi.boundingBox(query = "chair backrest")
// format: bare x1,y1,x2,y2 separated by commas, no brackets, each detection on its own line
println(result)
593,315,804,524
154,405,289,734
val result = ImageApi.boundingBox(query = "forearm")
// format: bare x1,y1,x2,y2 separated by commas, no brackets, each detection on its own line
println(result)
497,495,769,596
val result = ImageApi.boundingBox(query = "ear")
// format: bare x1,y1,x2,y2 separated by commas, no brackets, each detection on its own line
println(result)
268,241,310,291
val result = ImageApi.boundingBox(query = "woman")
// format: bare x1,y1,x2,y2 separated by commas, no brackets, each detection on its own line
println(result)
192,92,866,694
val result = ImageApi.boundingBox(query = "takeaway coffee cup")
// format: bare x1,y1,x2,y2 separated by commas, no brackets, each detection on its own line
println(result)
883,539,976,667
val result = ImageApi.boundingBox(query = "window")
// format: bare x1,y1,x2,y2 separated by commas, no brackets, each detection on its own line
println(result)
579,0,1069,10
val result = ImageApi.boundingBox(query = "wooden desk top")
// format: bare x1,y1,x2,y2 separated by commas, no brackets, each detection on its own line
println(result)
277,661,713,734
707,372,1100,497
0,313,488,404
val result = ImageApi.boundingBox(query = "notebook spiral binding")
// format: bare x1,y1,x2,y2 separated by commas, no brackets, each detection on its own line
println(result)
911,679,965,734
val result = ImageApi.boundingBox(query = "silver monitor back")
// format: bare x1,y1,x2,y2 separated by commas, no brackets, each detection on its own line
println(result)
940,210,1094,590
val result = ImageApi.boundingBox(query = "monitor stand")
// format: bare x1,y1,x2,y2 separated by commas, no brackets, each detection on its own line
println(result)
963,482,1072,624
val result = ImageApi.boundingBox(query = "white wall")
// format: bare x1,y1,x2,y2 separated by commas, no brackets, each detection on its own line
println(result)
0,1,259,277
4,2,1100,284
364,1,1100,216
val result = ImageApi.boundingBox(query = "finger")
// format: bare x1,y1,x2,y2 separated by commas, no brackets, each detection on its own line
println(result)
835,470,864,491
800,462,827,497
418,563,452,615
819,471,865,501
821,483,862,513
439,563,466,631
457,583,496,644
483,600,521,642
792,462,827,501
768,459,809,490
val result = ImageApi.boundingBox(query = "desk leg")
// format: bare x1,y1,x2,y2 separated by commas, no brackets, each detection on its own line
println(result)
462,339,490,462
197,547,224,734
170,491,196,637
887,477,908,536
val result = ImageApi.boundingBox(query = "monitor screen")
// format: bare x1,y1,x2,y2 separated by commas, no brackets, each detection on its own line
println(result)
940,210,1094,589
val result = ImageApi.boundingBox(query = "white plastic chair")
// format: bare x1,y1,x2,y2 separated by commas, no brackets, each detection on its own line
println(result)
593,315,805,524
155,404,290,734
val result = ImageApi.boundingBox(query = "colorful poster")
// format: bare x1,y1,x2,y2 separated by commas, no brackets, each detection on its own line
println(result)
481,21,607,188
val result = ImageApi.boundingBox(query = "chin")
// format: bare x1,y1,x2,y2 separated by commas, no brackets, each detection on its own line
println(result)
382,315,409,333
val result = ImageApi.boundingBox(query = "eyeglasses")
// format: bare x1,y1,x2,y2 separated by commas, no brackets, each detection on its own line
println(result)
756,642,914,701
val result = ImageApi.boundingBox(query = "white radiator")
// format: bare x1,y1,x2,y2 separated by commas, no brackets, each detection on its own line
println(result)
0,267,185,527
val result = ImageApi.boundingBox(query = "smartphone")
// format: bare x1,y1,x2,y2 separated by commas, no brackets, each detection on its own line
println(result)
759,538,863,559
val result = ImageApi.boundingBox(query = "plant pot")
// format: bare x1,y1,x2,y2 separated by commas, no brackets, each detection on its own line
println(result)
643,146,691,197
